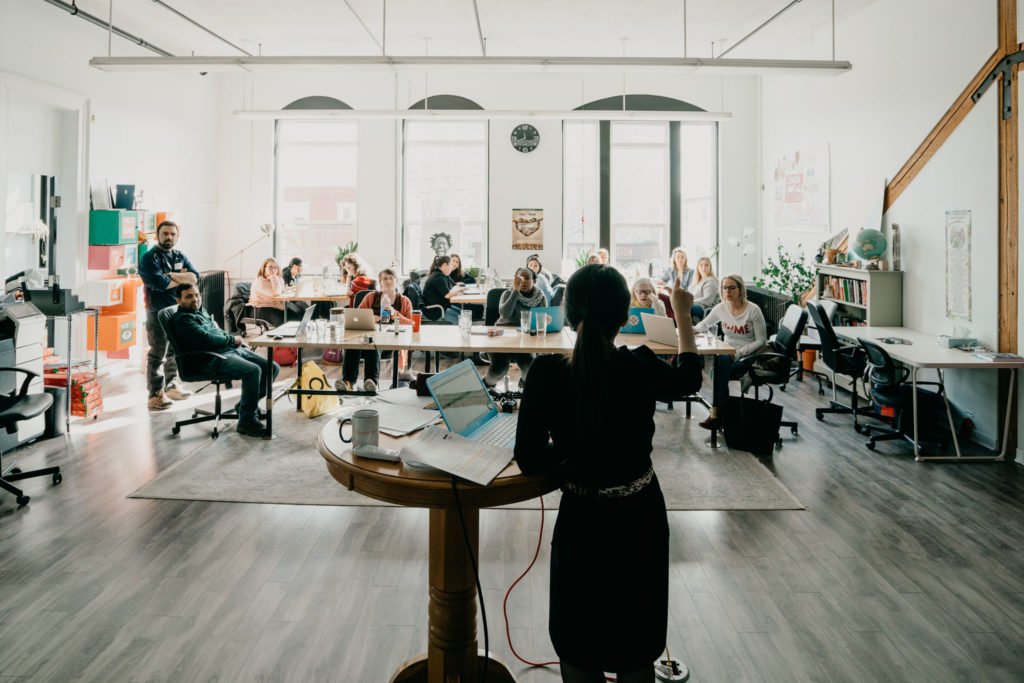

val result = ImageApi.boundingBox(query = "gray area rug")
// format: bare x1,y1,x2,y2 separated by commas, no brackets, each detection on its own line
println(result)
132,400,803,510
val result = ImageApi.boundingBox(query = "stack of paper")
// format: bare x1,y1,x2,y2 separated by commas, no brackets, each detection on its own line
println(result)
400,426,515,486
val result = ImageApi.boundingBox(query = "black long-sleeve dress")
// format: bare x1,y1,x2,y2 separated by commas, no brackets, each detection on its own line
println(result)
514,346,701,672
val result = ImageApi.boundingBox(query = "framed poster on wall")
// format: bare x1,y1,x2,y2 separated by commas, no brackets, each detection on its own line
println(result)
512,208,543,250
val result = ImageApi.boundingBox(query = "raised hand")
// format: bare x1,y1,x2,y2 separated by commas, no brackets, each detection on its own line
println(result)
670,275,694,319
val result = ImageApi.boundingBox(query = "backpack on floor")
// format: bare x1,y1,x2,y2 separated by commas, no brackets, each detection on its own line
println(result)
272,347,298,367
723,395,783,456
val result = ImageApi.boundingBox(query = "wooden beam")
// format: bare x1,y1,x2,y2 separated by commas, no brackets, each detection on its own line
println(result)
998,0,1017,459
884,49,1004,212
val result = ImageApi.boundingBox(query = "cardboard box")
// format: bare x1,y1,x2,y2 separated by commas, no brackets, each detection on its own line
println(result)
84,279,125,307
87,313,136,352
88,244,126,270
100,277,143,315
89,210,139,245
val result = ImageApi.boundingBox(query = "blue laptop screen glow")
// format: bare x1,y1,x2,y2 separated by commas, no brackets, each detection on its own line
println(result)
429,362,496,435
621,307,653,334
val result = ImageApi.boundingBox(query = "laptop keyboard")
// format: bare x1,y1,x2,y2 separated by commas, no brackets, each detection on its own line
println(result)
474,415,517,447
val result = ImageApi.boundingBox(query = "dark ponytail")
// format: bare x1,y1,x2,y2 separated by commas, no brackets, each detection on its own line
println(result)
565,264,630,432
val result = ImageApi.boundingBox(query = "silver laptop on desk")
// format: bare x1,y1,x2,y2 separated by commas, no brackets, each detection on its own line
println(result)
641,312,678,346
343,307,376,330
270,306,314,337
426,360,518,449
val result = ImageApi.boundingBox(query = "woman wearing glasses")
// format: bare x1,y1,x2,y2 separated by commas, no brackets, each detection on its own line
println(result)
693,274,767,427
630,278,666,317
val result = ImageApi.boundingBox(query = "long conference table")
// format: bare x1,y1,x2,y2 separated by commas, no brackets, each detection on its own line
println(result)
249,325,734,440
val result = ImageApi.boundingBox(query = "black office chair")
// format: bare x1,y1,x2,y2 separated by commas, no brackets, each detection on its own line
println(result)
484,287,507,326
550,284,566,308
158,306,238,439
857,337,945,453
741,304,808,444
0,368,61,507
806,302,875,432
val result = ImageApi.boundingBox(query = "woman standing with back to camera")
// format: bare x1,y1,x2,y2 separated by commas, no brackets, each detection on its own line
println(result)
514,264,701,682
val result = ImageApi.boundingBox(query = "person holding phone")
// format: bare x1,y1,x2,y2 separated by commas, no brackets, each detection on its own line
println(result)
514,265,701,683
485,267,548,387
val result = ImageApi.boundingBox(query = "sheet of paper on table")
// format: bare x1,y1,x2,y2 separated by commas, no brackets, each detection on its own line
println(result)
338,399,441,436
375,387,436,409
399,425,515,486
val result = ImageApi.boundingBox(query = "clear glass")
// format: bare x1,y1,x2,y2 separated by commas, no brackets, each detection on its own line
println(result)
275,120,358,272
562,121,600,265
537,313,550,339
403,120,488,270
704,329,715,347
611,122,669,276
315,319,327,339
459,308,473,338
679,124,718,275
520,310,531,334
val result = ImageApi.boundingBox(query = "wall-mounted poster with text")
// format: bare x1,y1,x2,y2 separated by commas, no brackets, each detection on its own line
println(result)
512,208,543,250
767,144,830,237
945,209,972,321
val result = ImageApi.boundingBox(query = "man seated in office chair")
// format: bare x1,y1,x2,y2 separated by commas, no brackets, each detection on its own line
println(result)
170,283,280,438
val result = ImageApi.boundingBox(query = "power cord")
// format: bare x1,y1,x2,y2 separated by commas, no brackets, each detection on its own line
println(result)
450,476,489,683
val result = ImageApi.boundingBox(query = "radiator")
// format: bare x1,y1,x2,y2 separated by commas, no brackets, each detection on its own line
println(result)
746,286,791,335
199,270,227,329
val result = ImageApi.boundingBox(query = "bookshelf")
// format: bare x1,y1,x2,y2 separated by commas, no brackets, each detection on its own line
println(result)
815,264,903,326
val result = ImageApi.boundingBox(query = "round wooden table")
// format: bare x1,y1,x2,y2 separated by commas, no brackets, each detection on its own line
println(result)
318,422,562,683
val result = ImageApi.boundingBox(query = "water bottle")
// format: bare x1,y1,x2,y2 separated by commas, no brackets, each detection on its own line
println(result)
379,293,392,325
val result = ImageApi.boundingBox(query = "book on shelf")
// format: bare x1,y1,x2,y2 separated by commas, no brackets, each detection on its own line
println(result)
821,275,868,305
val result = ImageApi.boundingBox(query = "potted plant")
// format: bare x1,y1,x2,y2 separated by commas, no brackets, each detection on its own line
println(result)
334,240,358,269
751,242,816,305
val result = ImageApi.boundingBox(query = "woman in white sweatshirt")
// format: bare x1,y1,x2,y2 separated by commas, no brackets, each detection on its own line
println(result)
693,274,767,426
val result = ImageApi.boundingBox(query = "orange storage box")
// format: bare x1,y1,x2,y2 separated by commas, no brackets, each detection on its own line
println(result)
100,277,143,315
87,313,136,352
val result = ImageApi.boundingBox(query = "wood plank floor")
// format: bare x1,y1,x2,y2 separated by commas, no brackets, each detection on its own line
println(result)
1,358,1022,682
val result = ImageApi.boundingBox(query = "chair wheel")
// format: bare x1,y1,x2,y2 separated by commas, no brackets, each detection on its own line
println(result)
52,473,62,485
775,439,783,449
791,426,798,435
865,441,876,450
818,389,826,396
854,425,864,434
16,495,29,507
172,426,181,435
815,412,824,421
779,385,786,392
211,431,219,440
9,467,21,475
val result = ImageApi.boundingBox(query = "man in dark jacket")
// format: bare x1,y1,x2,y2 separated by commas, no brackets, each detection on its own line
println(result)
170,283,279,438
139,220,198,411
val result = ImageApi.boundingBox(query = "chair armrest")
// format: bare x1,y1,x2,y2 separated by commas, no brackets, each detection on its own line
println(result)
909,380,945,395
0,367,41,413
737,351,792,365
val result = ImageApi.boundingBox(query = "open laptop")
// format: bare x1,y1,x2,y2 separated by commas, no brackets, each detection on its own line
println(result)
270,306,315,337
426,360,518,449
621,307,654,334
640,312,678,346
343,307,376,330
530,306,565,333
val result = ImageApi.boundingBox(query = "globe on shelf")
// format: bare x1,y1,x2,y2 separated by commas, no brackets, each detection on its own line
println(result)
852,228,888,264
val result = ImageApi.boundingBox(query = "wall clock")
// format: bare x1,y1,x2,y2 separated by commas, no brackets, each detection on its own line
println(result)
511,124,540,153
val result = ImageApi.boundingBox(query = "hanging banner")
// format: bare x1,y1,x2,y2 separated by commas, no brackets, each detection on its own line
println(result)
767,144,830,236
512,208,543,250
945,209,972,321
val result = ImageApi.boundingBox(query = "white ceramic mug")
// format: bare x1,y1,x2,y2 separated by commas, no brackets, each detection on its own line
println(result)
339,408,379,448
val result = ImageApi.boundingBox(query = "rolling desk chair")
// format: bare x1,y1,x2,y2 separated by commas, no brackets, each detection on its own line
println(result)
857,337,946,453
742,304,808,444
0,368,61,507
158,306,238,439
806,302,876,432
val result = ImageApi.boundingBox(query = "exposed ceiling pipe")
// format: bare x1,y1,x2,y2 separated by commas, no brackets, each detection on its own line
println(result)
150,0,252,56
341,0,385,55
40,0,173,57
719,0,803,59
471,0,486,56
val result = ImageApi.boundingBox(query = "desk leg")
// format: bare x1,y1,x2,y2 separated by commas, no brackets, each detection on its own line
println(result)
389,507,515,683
66,314,72,434
938,369,963,460
912,368,921,460
998,368,1016,460
296,348,304,412
705,354,724,449
263,346,274,439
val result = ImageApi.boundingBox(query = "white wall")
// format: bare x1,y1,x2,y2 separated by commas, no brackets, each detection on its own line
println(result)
213,70,761,281
0,0,222,287
762,0,1004,447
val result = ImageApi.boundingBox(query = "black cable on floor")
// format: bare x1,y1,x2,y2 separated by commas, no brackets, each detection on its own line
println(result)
451,476,489,683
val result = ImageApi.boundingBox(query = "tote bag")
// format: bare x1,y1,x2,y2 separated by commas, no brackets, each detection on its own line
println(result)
299,361,339,418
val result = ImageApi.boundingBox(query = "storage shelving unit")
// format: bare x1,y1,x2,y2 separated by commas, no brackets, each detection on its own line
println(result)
815,264,903,326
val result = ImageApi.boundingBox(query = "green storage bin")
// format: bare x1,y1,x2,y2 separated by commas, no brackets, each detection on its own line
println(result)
89,210,139,245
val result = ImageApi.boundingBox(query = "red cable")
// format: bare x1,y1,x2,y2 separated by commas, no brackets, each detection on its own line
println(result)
502,496,618,682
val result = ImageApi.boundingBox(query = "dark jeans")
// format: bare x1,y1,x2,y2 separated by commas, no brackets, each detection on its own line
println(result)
203,348,280,424
254,306,285,328
712,354,752,411
342,349,380,384
485,353,534,385
146,309,178,397
690,304,705,322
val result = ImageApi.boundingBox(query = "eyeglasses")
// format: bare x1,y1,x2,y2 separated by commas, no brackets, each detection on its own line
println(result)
636,289,654,295
721,285,739,291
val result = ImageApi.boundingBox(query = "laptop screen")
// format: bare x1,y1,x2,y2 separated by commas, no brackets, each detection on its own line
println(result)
429,361,495,435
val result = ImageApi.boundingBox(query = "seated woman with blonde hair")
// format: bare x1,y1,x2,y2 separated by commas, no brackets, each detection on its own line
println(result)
690,257,720,321
630,278,666,317
340,252,374,306
248,258,287,328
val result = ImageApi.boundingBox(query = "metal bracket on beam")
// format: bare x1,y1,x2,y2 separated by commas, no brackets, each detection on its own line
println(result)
973,50,1024,119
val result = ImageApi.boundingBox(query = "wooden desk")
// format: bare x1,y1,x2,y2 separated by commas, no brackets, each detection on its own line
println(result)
318,422,562,683
272,292,350,320
451,293,487,305
833,325,1024,461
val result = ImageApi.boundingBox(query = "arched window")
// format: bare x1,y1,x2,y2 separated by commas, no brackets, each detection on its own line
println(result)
563,95,718,279
403,96,488,270
274,97,357,271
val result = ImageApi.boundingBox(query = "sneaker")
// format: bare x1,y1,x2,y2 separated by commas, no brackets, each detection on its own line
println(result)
236,421,266,438
334,379,353,392
698,416,715,430
398,369,417,382
363,379,377,393
148,394,172,411
165,384,192,401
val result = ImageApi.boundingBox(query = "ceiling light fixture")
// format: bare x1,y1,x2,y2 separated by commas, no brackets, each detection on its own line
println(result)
90,55,850,76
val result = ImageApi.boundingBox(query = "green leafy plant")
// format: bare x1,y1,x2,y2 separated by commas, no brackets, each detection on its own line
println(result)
752,242,816,304
334,241,358,268
465,266,481,279
574,251,592,269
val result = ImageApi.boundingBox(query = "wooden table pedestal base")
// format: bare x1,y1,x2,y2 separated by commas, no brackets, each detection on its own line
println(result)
390,650,516,683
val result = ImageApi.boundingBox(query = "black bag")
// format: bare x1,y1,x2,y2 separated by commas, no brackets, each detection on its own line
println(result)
723,396,783,456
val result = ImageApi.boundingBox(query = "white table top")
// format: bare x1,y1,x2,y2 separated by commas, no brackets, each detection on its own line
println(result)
833,325,1024,369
